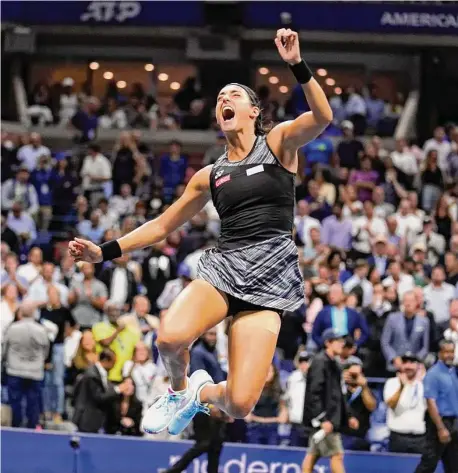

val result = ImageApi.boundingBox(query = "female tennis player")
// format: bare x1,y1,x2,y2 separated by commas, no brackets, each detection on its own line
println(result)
69,28,332,435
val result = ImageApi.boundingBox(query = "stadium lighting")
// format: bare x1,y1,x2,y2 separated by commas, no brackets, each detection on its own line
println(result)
334,87,342,95
103,71,113,80
258,67,269,75
116,80,127,89
269,76,279,84
170,82,181,90
145,64,155,72
279,86,289,94
325,78,336,86
158,73,169,81
317,68,327,77
89,62,99,70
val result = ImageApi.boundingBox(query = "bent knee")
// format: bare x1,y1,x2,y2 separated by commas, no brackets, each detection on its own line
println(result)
156,331,189,354
225,392,258,418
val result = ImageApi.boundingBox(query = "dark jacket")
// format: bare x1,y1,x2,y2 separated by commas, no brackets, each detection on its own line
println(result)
72,364,120,433
99,265,138,310
303,350,348,432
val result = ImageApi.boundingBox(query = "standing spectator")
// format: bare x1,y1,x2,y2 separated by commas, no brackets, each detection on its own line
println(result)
368,235,389,278
97,198,119,231
285,351,311,447
343,260,373,309
337,120,364,173
1,166,39,216
40,285,75,423
119,295,159,340
321,202,352,251
300,133,334,176
421,150,444,213
17,133,50,172
423,266,456,333
99,97,127,130
27,261,69,309
111,133,137,195
384,353,426,454
434,195,453,245
1,215,20,255
3,301,49,428
59,78,78,126
1,252,29,297
305,180,332,222
365,86,385,131
423,126,452,172
70,96,99,143
412,217,446,268
68,262,108,331
80,144,112,206
51,155,78,219
294,200,320,248
443,300,458,365
381,291,430,373
69,331,98,383
156,263,192,315
414,340,458,473
72,349,133,433
382,260,415,301
181,99,211,130
391,138,418,177
6,201,37,247
159,141,188,203
1,283,19,337
30,155,54,230
312,283,369,349
99,255,138,311
109,184,138,219
302,329,353,473
341,359,377,450
77,210,105,244
344,87,367,135
395,199,423,245
92,301,140,383
348,156,379,203
17,246,43,285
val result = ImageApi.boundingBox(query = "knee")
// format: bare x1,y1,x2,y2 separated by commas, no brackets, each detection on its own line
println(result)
225,391,258,419
156,330,189,355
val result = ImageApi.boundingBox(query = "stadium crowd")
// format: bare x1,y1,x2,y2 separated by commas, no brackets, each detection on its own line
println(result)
1,80,458,453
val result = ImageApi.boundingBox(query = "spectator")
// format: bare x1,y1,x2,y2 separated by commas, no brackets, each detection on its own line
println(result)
321,202,352,251
124,95,150,129
159,141,188,203
1,166,39,216
27,261,69,309
343,260,373,309
301,133,334,177
97,198,119,231
423,266,456,333
384,353,426,454
1,252,28,297
434,194,453,245
40,285,75,424
156,263,193,315
17,133,50,172
92,301,140,383
59,78,78,126
385,215,401,246
445,253,458,287
111,133,138,195
68,262,108,331
110,377,143,436
391,137,418,178
77,210,105,244
1,283,19,337
70,330,98,383
3,301,50,428
368,235,389,278
109,184,138,219
51,155,78,219
423,126,452,172
414,340,458,473
99,255,138,311
381,291,430,373
70,96,100,143
341,359,377,450
382,260,415,301
72,349,133,433
365,86,385,131
305,180,332,222
1,215,20,255
119,295,159,340
344,86,367,135
337,120,364,173
203,132,226,166
27,83,53,126
413,287,440,354
174,77,200,112
99,97,127,130
443,300,458,364
285,351,311,447
80,144,112,206
181,99,211,130
245,363,287,445
294,200,320,247
6,201,37,247
16,246,43,285
30,155,54,230
349,156,379,203
395,199,423,245
312,283,369,348
421,150,444,213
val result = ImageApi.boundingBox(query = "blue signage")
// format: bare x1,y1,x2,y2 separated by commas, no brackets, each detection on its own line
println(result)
1,428,443,473
243,2,458,35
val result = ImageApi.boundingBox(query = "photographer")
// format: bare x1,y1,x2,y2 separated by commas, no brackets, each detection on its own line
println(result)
341,359,377,450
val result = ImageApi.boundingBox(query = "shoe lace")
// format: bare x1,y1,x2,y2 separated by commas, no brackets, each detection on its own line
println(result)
152,392,184,414
180,401,210,420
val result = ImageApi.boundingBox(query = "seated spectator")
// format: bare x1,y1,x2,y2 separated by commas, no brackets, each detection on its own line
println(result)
17,133,50,172
99,97,127,130
341,359,377,451
343,260,373,309
27,261,69,309
68,262,108,330
314,169,336,206
70,97,100,143
122,341,156,414
159,141,188,203
305,180,332,222
421,149,444,212
27,84,53,126
3,301,50,428
109,184,138,219
59,78,78,126
80,144,112,207
312,283,369,348
423,126,451,172
1,217,20,255
320,203,352,251
383,353,426,454
337,120,364,173
385,215,401,246
294,200,320,247
395,199,423,245
119,295,159,339
69,330,98,384
365,85,385,131
382,260,415,301
1,166,39,217
111,377,143,436
348,156,379,203
1,252,28,297
434,194,453,245
77,210,105,244
181,99,211,130
300,133,333,177
124,95,150,129
92,301,140,383
6,201,37,247
30,154,55,230
1,283,19,337
368,235,389,278
72,349,133,433
17,246,43,285
99,255,138,311
445,252,458,287
285,351,311,447
245,363,287,445
423,265,456,333
381,291,430,373
203,132,226,166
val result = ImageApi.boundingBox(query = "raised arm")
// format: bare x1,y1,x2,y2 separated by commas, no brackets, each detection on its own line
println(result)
267,29,333,171
69,166,212,263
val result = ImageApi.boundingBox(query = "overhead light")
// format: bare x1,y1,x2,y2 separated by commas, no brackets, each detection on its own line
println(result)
103,71,113,80
170,82,181,90
89,62,99,71
145,64,155,72
158,73,169,82
325,78,336,86
317,68,327,77
258,67,269,75
279,85,289,94
116,80,127,89
334,87,342,95
269,76,279,84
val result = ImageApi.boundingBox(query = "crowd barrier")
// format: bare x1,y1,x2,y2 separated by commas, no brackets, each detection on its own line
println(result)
1,428,443,473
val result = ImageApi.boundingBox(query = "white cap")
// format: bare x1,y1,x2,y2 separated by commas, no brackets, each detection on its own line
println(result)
62,77,75,87
341,120,354,130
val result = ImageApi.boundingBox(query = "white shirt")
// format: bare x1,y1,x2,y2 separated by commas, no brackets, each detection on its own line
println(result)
17,263,41,285
391,150,418,176
294,215,320,247
383,377,426,435
80,153,112,191
110,267,128,306
345,93,367,116
423,283,456,324
122,360,156,407
17,144,51,171
395,213,423,244
64,329,82,367
382,274,415,301
443,328,458,364
343,275,374,308
0,300,15,337
95,362,109,390
99,109,128,130
99,209,119,231
285,370,307,424
59,93,78,124
109,195,138,217
352,216,388,254
423,138,452,171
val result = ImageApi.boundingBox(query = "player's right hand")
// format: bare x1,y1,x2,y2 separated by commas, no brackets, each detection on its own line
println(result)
69,238,103,264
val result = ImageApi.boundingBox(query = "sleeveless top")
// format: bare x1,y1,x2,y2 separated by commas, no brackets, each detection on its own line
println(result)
210,136,295,251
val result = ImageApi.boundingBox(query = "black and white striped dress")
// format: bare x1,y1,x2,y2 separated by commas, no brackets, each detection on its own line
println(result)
196,135,304,312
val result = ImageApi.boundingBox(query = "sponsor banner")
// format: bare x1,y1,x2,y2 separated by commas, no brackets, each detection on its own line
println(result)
243,2,458,35
1,1,204,26
1,428,443,473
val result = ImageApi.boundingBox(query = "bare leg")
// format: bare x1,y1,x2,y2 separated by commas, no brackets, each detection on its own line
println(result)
199,309,281,418
330,454,346,473
302,454,318,473
156,280,229,391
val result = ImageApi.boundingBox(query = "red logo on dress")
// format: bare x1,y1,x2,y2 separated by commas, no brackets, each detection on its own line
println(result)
216,174,231,187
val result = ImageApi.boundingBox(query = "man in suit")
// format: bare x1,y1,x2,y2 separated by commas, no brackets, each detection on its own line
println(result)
72,349,133,433
367,234,389,279
381,291,430,373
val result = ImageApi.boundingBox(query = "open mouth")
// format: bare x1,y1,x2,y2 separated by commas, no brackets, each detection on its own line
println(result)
222,106,235,122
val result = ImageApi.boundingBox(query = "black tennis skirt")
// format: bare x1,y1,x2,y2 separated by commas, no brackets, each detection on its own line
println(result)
196,235,304,312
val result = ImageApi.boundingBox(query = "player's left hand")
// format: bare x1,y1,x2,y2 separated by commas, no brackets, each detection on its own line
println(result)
274,28,301,65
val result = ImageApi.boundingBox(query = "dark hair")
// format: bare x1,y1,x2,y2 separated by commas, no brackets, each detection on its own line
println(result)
439,339,455,351
88,143,101,153
227,83,269,136
263,363,282,401
99,348,116,362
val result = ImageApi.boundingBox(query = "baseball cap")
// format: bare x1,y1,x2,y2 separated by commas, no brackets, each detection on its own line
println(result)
298,351,312,363
322,328,346,344
341,120,354,131
401,351,418,362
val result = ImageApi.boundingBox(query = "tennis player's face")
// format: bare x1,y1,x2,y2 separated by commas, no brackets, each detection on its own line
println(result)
216,85,258,133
